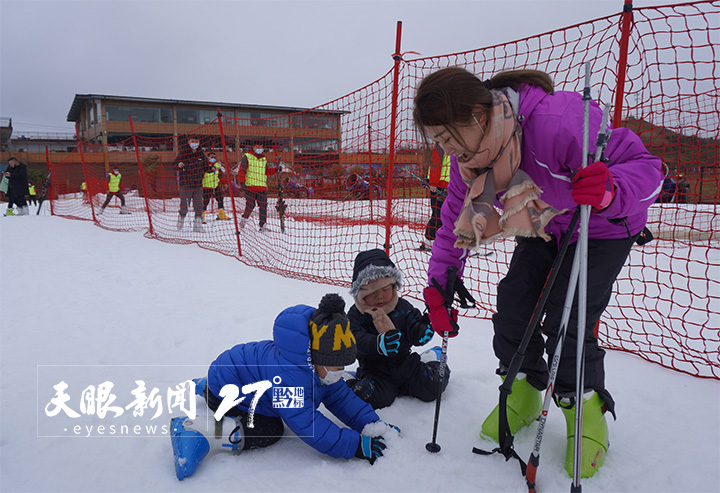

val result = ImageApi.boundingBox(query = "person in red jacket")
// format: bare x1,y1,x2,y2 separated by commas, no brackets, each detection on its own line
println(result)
238,145,277,232
420,145,452,251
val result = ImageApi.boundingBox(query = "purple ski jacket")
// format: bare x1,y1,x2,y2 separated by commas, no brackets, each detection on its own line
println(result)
427,84,663,289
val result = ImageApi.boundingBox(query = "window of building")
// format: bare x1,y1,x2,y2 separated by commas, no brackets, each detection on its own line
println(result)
199,109,217,124
177,108,199,124
106,105,172,123
292,114,337,130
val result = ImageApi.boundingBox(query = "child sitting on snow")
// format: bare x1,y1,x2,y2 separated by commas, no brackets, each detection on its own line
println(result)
170,293,398,480
345,249,450,409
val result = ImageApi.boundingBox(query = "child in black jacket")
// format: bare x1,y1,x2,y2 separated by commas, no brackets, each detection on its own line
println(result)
346,248,450,409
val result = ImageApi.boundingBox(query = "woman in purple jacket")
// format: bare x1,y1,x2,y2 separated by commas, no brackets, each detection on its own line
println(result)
413,67,662,478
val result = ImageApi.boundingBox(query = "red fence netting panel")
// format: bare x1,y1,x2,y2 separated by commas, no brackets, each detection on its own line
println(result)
46,1,718,379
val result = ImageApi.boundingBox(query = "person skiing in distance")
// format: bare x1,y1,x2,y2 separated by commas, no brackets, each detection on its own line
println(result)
201,152,230,222
98,166,129,215
238,144,277,232
170,293,398,480
4,157,29,216
345,249,448,409
413,66,662,478
173,135,210,232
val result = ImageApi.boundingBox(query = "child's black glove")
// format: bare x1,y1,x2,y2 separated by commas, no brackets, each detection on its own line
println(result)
377,330,401,356
355,435,386,464
412,313,434,346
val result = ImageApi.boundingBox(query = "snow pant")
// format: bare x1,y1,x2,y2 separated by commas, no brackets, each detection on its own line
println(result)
8,190,26,208
202,187,224,210
101,191,125,208
28,196,37,206
241,189,268,227
179,186,203,217
349,352,450,409
492,234,638,415
424,189,445,241
205,386,284,450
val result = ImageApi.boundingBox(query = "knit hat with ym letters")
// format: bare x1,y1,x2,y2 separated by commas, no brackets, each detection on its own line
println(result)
309,293,357,367
350,248,403,302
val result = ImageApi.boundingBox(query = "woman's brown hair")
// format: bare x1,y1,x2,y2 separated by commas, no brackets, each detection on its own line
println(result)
413,66,554,143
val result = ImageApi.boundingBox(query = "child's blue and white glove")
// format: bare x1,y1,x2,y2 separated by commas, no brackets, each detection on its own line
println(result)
377,330,402,356
355,435,386,465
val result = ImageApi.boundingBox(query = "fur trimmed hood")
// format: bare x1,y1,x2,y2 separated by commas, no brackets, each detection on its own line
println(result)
349,249,403,301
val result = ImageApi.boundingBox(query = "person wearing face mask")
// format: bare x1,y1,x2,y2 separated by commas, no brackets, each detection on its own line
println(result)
173,135,211,232
238,144,277,232
345,249,449,410
170,293,398,480
98,166,129,215
201,152,230,222
413,67,662,478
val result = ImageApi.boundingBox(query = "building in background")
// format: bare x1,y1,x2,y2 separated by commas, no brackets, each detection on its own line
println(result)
66,94,344,154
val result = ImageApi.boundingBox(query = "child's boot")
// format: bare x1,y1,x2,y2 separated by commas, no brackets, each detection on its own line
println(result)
170,415,244,480
217,208,230,220
192,377,207,398
193,216,203,233
420,346,442,363
559,391,609,478
480,373,542,442
201,211,206,223
176,215,185,231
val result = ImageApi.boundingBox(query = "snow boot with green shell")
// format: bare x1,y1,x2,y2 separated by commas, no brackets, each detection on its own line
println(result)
480,373,542,442
559,391,609,478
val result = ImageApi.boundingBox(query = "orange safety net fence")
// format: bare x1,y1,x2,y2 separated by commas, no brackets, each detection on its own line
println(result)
45,1,718,379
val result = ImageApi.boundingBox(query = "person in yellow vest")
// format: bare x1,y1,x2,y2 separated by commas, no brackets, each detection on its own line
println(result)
28,183,37,206
99,166,129,215
201,152,230,222
81,181,89,203
239,145,277,232
420,145,451,251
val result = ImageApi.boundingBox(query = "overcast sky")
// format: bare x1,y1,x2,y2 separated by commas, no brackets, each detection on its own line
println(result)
0,0,681,135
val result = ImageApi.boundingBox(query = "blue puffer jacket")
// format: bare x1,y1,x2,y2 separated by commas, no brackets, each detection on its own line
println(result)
207,304,379,459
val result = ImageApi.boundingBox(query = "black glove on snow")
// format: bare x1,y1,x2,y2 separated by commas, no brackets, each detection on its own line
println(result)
355,435,386,465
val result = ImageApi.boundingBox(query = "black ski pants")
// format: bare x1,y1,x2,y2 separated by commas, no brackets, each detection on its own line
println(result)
424,189,445,241
352,352,450,409
101,191,125,208
202,187,224,210
205,386,283,450
241,189,268,227
492,234,637,411
179,186,203,217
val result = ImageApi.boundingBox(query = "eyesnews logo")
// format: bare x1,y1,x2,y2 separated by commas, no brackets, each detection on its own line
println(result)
272,386,304,408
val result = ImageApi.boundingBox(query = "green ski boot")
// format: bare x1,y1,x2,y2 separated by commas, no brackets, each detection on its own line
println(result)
559,391,609,478
480,374,542,442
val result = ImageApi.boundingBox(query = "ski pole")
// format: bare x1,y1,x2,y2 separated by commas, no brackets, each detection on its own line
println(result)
526,101,612,493
571,61,593,493
526,250,580,492
425,266,459,453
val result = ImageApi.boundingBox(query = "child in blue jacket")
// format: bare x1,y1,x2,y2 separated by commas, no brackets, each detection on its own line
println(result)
170,293,396,480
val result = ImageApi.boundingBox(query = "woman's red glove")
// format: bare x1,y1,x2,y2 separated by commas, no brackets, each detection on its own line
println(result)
571,161,616,211
423,287,459,337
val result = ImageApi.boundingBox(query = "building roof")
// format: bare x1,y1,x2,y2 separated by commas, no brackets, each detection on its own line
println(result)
66,94,345,122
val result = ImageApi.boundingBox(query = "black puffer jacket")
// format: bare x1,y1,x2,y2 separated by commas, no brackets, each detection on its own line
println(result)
6,161,29,196
348,298,429,371
172,146,210,188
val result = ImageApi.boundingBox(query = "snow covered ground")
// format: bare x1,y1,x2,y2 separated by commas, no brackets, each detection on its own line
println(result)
1,208,718,493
